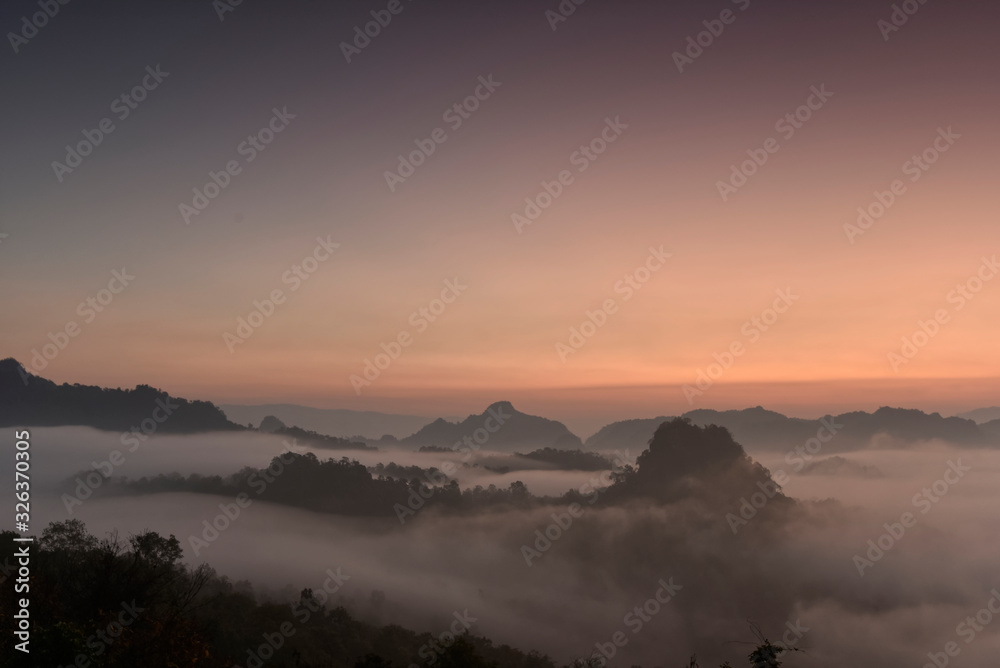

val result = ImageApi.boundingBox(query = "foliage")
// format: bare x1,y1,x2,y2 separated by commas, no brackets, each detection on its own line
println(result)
1,522,799,667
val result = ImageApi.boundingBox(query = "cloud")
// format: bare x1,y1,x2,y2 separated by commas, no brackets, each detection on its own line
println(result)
6,426,1000,667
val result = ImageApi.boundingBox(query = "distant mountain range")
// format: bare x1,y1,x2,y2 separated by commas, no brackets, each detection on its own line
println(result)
3,358,997,455
798,455,884,478
980,418,1000,439
399,401,583,452
585,405,996,453
0,358,239,434
955,406,1000,424
220,403,435,439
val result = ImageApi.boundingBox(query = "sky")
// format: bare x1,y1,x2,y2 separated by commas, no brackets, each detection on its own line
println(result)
2,0,998,434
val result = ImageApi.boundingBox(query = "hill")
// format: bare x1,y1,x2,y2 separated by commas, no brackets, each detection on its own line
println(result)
401,401,582,452
0,358,240,434
220,403,434,439
585,405,996,454
955,406,1000,424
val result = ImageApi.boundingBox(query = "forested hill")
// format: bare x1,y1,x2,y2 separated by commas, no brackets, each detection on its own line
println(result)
0,358,241,433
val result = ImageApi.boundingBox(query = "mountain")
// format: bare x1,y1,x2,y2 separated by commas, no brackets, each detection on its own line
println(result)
585,407,815,453
833,406,987,447
220,403,434,439
0,358,240,433
7,356,992,458
269,424,374,451
798,455,884,478
981,418,1000,439
258,415,287,433
955,406,1000,424
585,406,996,454
600,417,795,511
684,406,818,447
401,401,582,452
585,415,674,452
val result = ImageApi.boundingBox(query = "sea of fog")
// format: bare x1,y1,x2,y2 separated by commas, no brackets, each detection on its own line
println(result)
4,427,1000,668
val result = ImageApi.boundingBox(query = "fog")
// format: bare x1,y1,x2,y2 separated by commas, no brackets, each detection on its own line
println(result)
7,427,1000,667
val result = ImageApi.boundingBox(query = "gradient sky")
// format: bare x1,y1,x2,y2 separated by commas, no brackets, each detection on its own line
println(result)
2,0,998,434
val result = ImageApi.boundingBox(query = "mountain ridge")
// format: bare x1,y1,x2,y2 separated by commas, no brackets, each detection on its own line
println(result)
4,359,996,456
220,402,436,439
585,405,996,454
0,358,240,434
400,400,583,452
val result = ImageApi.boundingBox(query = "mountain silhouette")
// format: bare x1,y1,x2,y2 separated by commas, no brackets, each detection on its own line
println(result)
798,455,884,478
220,402,435,439
270,424,374,451
601,417,793,510
6,358,993,460
835,406,987,446
684,406,814,443
401,401,582,451
258,415,287,432
586,405,996,454
0,358,241,433
981,418,1000,439
955,406,1000,424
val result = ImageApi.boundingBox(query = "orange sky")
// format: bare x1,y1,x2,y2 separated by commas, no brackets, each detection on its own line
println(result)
2,0,998,433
